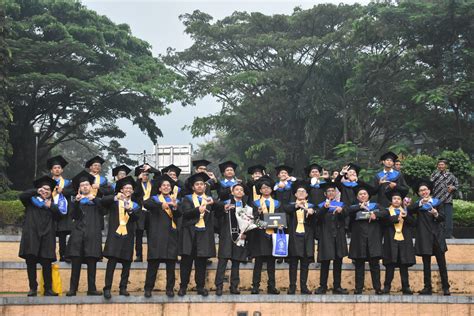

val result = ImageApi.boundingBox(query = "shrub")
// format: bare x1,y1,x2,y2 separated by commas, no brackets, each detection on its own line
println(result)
453,199,474,227
0,200,24,226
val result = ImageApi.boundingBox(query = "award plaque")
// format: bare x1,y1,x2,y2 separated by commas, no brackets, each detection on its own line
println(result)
263,213,287,228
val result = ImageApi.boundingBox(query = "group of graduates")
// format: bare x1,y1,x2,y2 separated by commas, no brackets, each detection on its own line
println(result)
18,151,451,298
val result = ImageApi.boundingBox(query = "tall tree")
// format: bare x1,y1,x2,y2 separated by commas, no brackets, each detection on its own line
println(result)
4,0,191,189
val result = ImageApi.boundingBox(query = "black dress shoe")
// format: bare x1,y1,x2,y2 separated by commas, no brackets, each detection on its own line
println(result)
216,286,223,296
419,287,432,295
251,287,260,294
402,288,413,295
66,290,76,297
87,290,103,296
314,286,327,294
166,289,175,297
354,289,363,295
267,287,280,295
59,256,66,262
287,285,296,295
197,288,209,297
230,287,240,294
206,259,212,266
382,287,390,294
119,289,130,296
178,288,187,297
301,287,312,295
144,290,152,298
443,289,451,296
27,289,37,297
44,289,59,296
333,287,349,295
375,289,384,295
134,256,143,262
103,289,112,299
276,258,283,264
65,258,72,264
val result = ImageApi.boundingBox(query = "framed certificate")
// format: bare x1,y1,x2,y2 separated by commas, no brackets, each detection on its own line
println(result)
263,213,287,228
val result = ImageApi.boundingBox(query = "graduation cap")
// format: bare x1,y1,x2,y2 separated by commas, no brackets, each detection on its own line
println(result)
411,178,434,196
192,159,211,168
114,176,136,193
347,163,361,175
218,160,238,174
46,155,68,169
437,157,449,164
320,182,338,192
85,156,105,168
380,151,398,162
155,174,177,190
72,170,95,191
304,163,323,176
134,164,160,177
353,181,375,197
112,165,131,177
275,164,293,175
186,172,210,189
292,180,310,194
385,189,408,201
255,175,275,192
33,175,57,191
247,164,266,175
162,164,182,177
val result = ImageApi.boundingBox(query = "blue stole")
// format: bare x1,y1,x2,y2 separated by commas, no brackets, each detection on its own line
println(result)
318,200,344,213
376,170,400,182
342,181,358,188
31,196,47,208
79,198,94,205
275,180,293,192
310,180,326,189
418,198,441,212
220,179,237,188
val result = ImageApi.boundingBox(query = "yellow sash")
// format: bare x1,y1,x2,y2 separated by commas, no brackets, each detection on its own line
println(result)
389,206,404,241
260,197,275,235
51,177,65,199
252,185,260,201
90,174,100,197
295,200,308,235
171,185,179,200
141,181,152,210
115,199,130,236
158,194,177,229
193,193,207,229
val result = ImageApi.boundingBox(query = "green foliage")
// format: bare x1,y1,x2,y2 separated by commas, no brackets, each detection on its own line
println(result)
402,155,437,179
0,199,23,225
168,1,474,176
0,190,20,201
4,0,191,189
453,199,474,227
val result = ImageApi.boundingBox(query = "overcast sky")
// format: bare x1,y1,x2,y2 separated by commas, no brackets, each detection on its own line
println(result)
81,0,370,155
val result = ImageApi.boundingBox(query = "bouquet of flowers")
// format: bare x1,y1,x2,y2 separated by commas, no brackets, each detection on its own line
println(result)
234,205,267,247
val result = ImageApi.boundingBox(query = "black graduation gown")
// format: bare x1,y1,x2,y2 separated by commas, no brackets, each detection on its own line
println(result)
215,198,249,262
381,209,416,266
315,201,348,262
216,179,239,201
308,183,326,206
373,170,409,207
143,195,182,261
179,195,218,258
284,200,316,259
102,196,140,261
347,203,386,260
273,185,293,206
67,198,104,259
247,198,282,258
244,180,260,204
55,179,73,234
19,190,62,261
408,199,447,256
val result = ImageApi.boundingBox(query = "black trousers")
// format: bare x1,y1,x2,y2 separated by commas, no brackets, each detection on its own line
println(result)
180,255,207,289
57,232,69,259
289,257,310,289
354,258,381,291
104,258,131,291
69,257,98,292
25,257,52,291
319,258,343,289
215,258,240,288
384,264,410,290
145,259,176,291
422,241,449,289
252,256,276,289
135,230,144,258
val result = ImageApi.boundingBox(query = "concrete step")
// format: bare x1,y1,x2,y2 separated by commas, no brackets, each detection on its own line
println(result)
1,261,473,295
1,294,473,316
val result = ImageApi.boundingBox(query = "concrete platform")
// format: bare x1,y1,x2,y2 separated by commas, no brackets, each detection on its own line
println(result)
1,294,473,316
